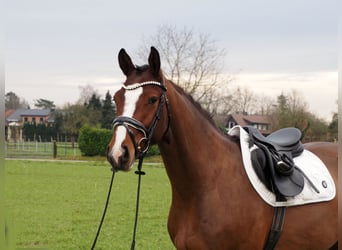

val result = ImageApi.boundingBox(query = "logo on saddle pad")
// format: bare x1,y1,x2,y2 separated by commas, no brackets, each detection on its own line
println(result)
228,125,336,207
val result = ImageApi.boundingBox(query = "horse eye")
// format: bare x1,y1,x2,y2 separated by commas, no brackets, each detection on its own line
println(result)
148,96,158,105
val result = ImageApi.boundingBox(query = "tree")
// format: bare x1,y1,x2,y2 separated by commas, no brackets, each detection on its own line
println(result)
34,98,56,109
5,91,29,109
231,87,256,114
59,104,93,140
22,122,35,141
137,24,233,114
78,84,99,105
22,122,57,141
101,90,116,129
85,93,102,127
271,90,308,129
254,94,275,115
328,110,338,141
86,94,102,110
270,90,329,141
272,92,290,129
201,86,235,115
304,114,329,141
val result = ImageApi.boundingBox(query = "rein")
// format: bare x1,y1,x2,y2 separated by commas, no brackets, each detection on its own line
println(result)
91,169,116,250
90,160,146,250
91,80,170,249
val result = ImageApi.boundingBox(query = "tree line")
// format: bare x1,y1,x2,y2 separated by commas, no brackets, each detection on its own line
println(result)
5,85,337,143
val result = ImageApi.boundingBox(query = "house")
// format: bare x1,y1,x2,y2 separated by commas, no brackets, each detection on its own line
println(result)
5,109,55,141
6,109,55,126
226,113,272,135
20,109,55,125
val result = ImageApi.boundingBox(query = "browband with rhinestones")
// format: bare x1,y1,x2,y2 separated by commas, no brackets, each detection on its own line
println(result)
123,81,166,91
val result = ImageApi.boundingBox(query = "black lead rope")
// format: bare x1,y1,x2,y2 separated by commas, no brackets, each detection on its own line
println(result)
91,169,116,250
131,157,146,250
91,158,146,250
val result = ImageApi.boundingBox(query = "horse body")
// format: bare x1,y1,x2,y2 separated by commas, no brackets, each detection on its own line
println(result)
158,81,338,249
107,47,338,249
158,81,272,249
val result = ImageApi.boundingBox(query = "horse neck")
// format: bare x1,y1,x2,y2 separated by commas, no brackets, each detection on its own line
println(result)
158,81,240,198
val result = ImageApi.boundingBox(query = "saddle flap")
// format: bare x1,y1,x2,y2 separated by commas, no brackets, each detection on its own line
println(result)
251,143,304,198
271,165,304,197
251,148,271,190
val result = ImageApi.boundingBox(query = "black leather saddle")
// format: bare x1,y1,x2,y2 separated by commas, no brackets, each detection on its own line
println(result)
244,126,305,200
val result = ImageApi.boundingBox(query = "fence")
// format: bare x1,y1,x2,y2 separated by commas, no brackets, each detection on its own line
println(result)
5,141,81,159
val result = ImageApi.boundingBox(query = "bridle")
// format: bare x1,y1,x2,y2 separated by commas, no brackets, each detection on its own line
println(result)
112,79,171,159
91,79,171,250
113,80,171,249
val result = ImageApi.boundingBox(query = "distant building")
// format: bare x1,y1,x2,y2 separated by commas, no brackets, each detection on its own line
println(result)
6,109,55,126
5,109,16,126
5,109,55,141
226,113,272,135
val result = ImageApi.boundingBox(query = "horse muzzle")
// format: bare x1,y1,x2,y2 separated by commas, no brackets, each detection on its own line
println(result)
107,146,133,172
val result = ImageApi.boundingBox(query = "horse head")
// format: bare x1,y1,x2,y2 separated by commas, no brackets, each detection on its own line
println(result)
107,47,170,171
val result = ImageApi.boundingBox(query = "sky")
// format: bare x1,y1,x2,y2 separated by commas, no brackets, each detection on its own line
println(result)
4,0,339,121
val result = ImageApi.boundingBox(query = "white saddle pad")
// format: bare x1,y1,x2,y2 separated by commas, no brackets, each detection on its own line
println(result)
228,125,336,207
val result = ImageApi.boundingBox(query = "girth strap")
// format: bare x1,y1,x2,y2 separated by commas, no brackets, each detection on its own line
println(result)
264,206,286,250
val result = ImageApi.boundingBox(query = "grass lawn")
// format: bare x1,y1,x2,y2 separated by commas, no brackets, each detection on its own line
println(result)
5,159,174,249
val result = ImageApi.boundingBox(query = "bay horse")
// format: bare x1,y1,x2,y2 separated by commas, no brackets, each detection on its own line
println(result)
107,47,338,249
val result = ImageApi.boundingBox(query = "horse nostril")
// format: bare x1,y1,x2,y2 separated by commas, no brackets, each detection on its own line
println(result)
121,145,129,162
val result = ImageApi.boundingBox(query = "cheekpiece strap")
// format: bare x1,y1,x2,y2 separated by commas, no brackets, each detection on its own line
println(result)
123,81,167,91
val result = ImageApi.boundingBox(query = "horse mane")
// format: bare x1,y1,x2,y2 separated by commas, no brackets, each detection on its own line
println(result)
167,80,240,142
167,80,217,127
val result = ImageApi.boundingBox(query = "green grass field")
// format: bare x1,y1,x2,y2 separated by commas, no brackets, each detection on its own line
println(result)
5,159,174,249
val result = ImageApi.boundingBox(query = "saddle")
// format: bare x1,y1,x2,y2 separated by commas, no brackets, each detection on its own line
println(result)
244,126,305,201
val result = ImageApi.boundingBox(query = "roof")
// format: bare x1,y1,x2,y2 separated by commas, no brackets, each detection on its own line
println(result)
21,109,51,116
6,109,54,122
227,113,272,135
6,108,27,122
228,113,271,126
5,109,15,119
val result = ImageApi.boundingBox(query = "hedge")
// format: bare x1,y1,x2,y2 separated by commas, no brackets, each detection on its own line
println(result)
78,125,161,157
78,125,112,156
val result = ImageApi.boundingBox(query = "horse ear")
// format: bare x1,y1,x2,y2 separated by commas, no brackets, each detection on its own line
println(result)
118,48,135,76
148,46,161,76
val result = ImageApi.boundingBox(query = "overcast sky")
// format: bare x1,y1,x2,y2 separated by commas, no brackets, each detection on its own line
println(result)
4,0,339,121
